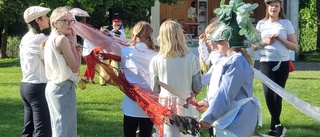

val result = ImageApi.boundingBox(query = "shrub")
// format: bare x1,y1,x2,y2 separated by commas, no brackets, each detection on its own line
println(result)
6,36,21,58
299,0,317,52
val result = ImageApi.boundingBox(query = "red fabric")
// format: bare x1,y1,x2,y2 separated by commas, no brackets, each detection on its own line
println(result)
83,52,97,80
90,53,173,137
289,59,295,72
73,22,178,137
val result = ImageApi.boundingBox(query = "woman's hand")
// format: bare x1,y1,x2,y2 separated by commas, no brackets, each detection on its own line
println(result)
261,36,275,46
199,33,206,43
199,119,213,128
196,100,208,113
66,28,77,46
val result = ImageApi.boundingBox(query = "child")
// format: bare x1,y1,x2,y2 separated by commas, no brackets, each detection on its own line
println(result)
149,20,202,137
198,21,222,75
120,21,158,137
197,21,223,137
111,19,126,40
197,1,261,136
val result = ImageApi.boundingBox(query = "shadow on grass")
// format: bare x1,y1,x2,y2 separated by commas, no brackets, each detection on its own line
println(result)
0,98,23,136
0,58,20,68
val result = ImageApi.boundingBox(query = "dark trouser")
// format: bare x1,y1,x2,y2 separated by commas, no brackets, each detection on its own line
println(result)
260,61,289,130
209,127,214,137
123,115,154,137
20,82,51,137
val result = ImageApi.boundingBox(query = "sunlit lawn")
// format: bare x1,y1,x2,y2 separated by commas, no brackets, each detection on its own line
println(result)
0,58,319,136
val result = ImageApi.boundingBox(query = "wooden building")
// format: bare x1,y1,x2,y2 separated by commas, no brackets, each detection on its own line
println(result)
150,0,299,60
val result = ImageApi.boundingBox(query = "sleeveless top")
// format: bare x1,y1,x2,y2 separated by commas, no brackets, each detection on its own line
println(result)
44,33,79,84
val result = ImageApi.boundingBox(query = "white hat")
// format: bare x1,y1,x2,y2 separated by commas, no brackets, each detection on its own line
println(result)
69,8,90,17
23,6,51,23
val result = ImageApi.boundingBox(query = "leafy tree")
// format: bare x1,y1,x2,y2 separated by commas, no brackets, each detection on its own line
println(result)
317,0,320,52
0,0,178,59
299,0,317,52
0,0,28,59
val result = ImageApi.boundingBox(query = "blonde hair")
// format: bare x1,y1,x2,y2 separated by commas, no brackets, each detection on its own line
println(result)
204,21,219,35
235,48,253,66
158,20,189,57
50,7,71,30
127,21,155,50
264,1,286,20
41,7,71,49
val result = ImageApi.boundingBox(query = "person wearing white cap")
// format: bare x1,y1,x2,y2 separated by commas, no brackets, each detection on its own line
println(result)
42,6,81,137
19,5,52,137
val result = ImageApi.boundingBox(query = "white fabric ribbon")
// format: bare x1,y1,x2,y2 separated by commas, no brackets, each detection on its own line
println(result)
253,67,320,122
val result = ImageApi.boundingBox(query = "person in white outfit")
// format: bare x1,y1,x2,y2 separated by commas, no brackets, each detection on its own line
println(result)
19,6,52,137
42,7,81,137
120,21,158,137
149,20,202,137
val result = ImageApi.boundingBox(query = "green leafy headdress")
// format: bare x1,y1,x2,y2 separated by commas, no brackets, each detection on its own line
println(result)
208,0,261,48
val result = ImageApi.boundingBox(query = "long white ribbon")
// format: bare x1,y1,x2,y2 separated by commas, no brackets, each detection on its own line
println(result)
253,67,320,122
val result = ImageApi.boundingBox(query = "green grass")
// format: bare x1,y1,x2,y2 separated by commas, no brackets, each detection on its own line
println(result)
1,58,320,136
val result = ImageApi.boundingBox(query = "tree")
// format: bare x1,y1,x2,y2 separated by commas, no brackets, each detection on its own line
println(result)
0,0,178,59
0,0,28,59
317,0,320,51
299,0,317,52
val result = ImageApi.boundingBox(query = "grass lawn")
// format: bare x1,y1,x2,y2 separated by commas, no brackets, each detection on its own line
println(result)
0,58,319,136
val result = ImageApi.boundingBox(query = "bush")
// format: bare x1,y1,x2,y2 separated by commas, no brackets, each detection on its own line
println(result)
299,0,317,52
6,36,21,58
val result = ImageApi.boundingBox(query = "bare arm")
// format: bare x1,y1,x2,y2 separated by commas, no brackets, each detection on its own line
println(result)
55,35,80,73
274,33,298,51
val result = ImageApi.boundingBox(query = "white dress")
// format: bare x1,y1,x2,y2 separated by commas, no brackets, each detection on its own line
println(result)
149,52,201,137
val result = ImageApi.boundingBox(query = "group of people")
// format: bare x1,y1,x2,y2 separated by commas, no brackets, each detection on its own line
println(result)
20,6,81,137
19,0,298,137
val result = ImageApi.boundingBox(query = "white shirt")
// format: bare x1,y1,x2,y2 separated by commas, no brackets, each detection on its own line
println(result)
19,32,48,83
149,52,200,117
44,33,79,84
120,42,158,117
256,19,295,62
188,7,196,21
110,29,126,40
82,39,96,56
198,41,222,66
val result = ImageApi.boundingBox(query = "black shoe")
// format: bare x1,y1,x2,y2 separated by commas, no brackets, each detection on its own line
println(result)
266,130,276,136
275,126,287,137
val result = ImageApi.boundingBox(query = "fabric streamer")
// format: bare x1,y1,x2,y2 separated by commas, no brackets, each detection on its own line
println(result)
253,67,320,122
73,21,201,137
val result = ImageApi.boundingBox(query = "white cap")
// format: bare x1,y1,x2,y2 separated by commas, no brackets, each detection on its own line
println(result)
23,6,51,23
69,8,90,17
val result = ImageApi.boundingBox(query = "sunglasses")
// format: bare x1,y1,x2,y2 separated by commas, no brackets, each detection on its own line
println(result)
56,19,76,25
